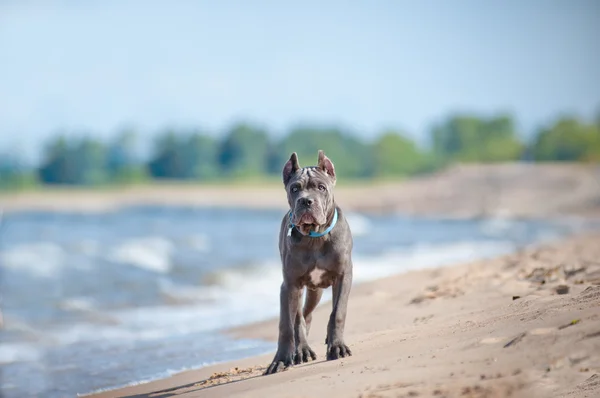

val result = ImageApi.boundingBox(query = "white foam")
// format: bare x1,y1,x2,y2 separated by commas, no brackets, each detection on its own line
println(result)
0,343,41,364
205,261,280,289
58,297,97,312
479,218,517,237
158,278,218,303
180,234,210,252
48,322,176,346
106,237,174,273
0,242,65,278
353,240,514,284
345,212,371,236
1,317,40,337
46,299,277,348
71,239,101,256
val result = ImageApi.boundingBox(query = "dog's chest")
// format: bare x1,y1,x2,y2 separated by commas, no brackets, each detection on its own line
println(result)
302,267,336,289
309,268,325,285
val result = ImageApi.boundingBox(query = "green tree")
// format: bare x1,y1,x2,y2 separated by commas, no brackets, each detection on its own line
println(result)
148,130,181,179
76,137,109,185
38,134,108,185
148,129,218,180
276,126,372,179
371,131,425,177
38,135,73,184
431,114,523,162
185,132,219,179
218,123,270,178
532,117,600,161
0,152,38,190
107,129,148,184
479,116,524,161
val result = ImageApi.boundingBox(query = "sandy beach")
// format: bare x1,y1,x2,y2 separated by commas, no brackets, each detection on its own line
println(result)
85,231,600,398
3,162,599,397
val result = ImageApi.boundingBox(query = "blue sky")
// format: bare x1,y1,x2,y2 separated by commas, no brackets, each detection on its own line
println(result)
1,0,599,160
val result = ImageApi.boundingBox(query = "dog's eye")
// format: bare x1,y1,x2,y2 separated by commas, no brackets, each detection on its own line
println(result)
291,186,299,193
318,184,326,191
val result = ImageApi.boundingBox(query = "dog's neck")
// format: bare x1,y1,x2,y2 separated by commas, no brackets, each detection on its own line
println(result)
312,205,338,235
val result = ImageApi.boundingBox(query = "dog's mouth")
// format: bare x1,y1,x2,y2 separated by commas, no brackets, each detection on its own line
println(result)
295,213,319,235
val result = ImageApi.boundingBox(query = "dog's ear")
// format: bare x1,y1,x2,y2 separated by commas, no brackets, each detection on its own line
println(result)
317,150,336,183
283,152,300,185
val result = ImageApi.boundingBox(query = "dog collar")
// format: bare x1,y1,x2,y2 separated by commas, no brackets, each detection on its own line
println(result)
288,208,338,238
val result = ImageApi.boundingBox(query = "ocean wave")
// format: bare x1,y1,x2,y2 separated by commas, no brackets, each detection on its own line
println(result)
41,301,276,349
479,217,519,237
353,240,515,284
0,342,41,364
345,212,371,236
7,239,513,354
143,240,516,336
69,239,102,256
1,238,523,356
176,234,210,252
58,297,97,312
200,260,280,288
105,236,174,273
0,242,66,278
158,278,220,304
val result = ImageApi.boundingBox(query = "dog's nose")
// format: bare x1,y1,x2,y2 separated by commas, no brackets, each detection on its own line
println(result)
299,197,314,207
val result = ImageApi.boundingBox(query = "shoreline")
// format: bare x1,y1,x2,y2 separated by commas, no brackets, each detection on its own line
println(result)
86,231,600,398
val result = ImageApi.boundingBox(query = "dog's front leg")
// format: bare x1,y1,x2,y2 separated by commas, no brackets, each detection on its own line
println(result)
326,266,353,360
264,281,299,375
293,288,317,364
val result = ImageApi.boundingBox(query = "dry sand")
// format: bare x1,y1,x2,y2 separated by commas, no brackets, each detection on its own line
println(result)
87,233,600,398
2,163,600,219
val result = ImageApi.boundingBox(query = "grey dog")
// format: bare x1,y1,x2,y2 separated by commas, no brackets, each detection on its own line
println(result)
264,150,354,375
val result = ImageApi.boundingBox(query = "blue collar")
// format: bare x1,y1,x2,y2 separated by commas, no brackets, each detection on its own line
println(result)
288,208,338,238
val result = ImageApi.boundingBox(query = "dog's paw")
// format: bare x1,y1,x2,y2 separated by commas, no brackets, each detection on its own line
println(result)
294,344,317,364
264,352,294,375
326,341,352,360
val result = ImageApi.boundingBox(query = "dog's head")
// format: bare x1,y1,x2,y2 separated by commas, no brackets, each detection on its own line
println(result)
282,150,337,236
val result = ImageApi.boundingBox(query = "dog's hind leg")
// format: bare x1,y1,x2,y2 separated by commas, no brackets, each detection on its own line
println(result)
303,287,323,336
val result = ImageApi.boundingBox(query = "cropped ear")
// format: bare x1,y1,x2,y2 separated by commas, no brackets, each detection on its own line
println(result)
317,150,336,183
282,152,300,185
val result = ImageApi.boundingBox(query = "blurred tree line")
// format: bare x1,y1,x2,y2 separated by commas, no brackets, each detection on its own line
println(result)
1,112,599,190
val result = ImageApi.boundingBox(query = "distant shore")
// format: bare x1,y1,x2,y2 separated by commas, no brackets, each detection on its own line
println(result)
2,163,600,219
87,231,600,398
